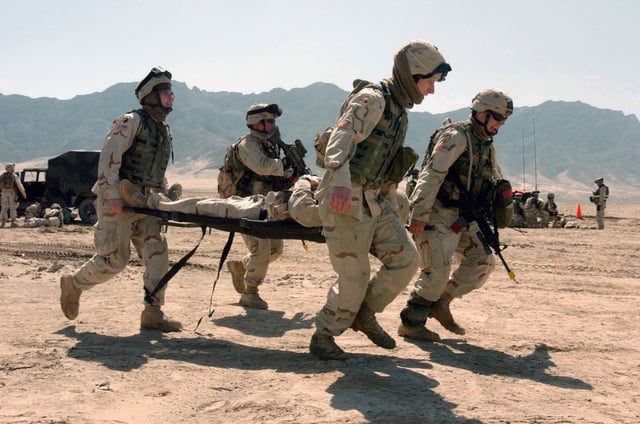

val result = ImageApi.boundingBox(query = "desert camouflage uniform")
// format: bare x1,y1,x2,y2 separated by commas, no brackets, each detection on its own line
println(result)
407,120,500,304
233,130,287,291
72,111,172,305
542,195,559,227
593,181,608,229
314,84,419,337
0,166,27,227
524,195,549,228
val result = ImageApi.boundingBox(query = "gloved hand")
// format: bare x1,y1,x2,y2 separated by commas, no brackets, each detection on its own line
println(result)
284,167,295,180
329,186,351,214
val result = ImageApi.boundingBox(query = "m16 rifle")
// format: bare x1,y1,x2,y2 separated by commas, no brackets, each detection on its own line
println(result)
277,138,312,178
451,174,519,284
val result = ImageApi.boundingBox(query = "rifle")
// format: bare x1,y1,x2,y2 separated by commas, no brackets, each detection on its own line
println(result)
451,174,519,284
277,138,312,178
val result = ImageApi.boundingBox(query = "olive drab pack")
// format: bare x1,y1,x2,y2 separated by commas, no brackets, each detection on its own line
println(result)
217,142,244,198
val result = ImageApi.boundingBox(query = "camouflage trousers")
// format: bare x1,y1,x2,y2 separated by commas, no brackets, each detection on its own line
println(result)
0,189,19,222
73,195,169,305
410,206,496,301
315,197,419,336
596,206,606,229
238,234,283,288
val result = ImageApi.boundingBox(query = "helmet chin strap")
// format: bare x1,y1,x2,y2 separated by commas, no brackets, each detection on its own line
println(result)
473,111,497,136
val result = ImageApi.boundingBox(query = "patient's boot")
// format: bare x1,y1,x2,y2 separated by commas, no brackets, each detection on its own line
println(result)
140,305,183,332
239,285,268,310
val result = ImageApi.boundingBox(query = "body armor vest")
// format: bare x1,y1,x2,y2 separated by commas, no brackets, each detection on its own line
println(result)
119,109,171,188
232,136,283,197
436,122,495,208
1,172,15,189
348,81,408,190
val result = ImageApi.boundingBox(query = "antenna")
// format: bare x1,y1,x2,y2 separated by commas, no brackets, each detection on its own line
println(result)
533,117,538,191
521,127,526,191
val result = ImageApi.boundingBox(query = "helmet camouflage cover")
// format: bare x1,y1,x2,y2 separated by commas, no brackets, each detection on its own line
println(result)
397,40,451,81
245,103,282,126
471,88,514,117
135,67,172,104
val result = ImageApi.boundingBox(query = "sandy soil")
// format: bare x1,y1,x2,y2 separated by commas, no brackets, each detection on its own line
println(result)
0,195,638,424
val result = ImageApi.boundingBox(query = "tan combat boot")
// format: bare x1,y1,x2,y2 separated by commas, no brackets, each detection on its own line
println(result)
429,291,466,335
351,306,396,349
309,333,348,360
167,183,183,201
119,179,148,208
60,274,82,320
397,324,441,342
226,260,246,294
239,285,268,310
140,305,183,332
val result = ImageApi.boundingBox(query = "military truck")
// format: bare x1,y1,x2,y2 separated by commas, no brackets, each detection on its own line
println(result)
19,150,100,224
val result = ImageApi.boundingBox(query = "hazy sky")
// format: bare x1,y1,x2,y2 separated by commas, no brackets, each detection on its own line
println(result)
1,0,639,118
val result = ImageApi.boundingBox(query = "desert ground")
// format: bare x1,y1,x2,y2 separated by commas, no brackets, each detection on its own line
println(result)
0,187,638,423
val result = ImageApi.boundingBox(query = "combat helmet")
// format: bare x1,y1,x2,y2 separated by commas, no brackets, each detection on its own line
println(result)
135,67,172,104
471,88,514,118
246,103,282,127
397,40,451,82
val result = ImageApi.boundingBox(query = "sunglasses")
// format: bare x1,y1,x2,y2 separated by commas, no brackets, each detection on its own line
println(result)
487,110,507,122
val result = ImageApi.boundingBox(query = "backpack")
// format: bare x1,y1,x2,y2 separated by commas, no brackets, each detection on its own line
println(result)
217,142,244,198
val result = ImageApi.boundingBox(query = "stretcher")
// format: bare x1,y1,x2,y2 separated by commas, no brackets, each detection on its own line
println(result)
122,206,324,313
123,206,325,243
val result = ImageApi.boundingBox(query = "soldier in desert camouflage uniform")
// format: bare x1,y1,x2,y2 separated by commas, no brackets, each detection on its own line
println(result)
591,177,609,229
399,88,514,342
59,67,183,332
0,163,27,228
224,104,296,310
309,40,451,360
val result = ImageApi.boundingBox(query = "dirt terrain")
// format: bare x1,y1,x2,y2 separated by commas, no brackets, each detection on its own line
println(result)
0,197,638,424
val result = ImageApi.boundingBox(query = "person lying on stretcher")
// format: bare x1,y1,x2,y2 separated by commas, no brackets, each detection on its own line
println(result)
119,174,324,228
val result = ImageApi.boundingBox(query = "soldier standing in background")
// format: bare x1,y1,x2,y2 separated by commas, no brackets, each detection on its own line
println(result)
542,192,559,227
224,103,295,310
524,191,549,228
591,177,609,229
310,40,451,360
0,163,27,228
59,67,183,332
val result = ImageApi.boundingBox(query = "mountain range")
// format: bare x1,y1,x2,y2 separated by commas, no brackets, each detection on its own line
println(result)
1,81,639,202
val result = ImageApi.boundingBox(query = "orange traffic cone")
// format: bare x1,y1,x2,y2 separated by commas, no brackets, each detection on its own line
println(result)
576,203,582,219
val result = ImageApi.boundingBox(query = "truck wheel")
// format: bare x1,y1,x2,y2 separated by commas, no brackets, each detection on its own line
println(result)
78,197,97,225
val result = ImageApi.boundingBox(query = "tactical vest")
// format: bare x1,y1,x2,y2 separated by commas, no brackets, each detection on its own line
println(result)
119,109,172,188
429,121,496,207
344,81,408,190
226,135,283,197
1,172,15,189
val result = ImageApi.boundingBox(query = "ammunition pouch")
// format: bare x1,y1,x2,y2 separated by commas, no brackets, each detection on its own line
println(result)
493,179,513,228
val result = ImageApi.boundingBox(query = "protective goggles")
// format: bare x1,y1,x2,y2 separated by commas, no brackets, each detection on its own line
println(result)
246,103,282,118
414,62,452,82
